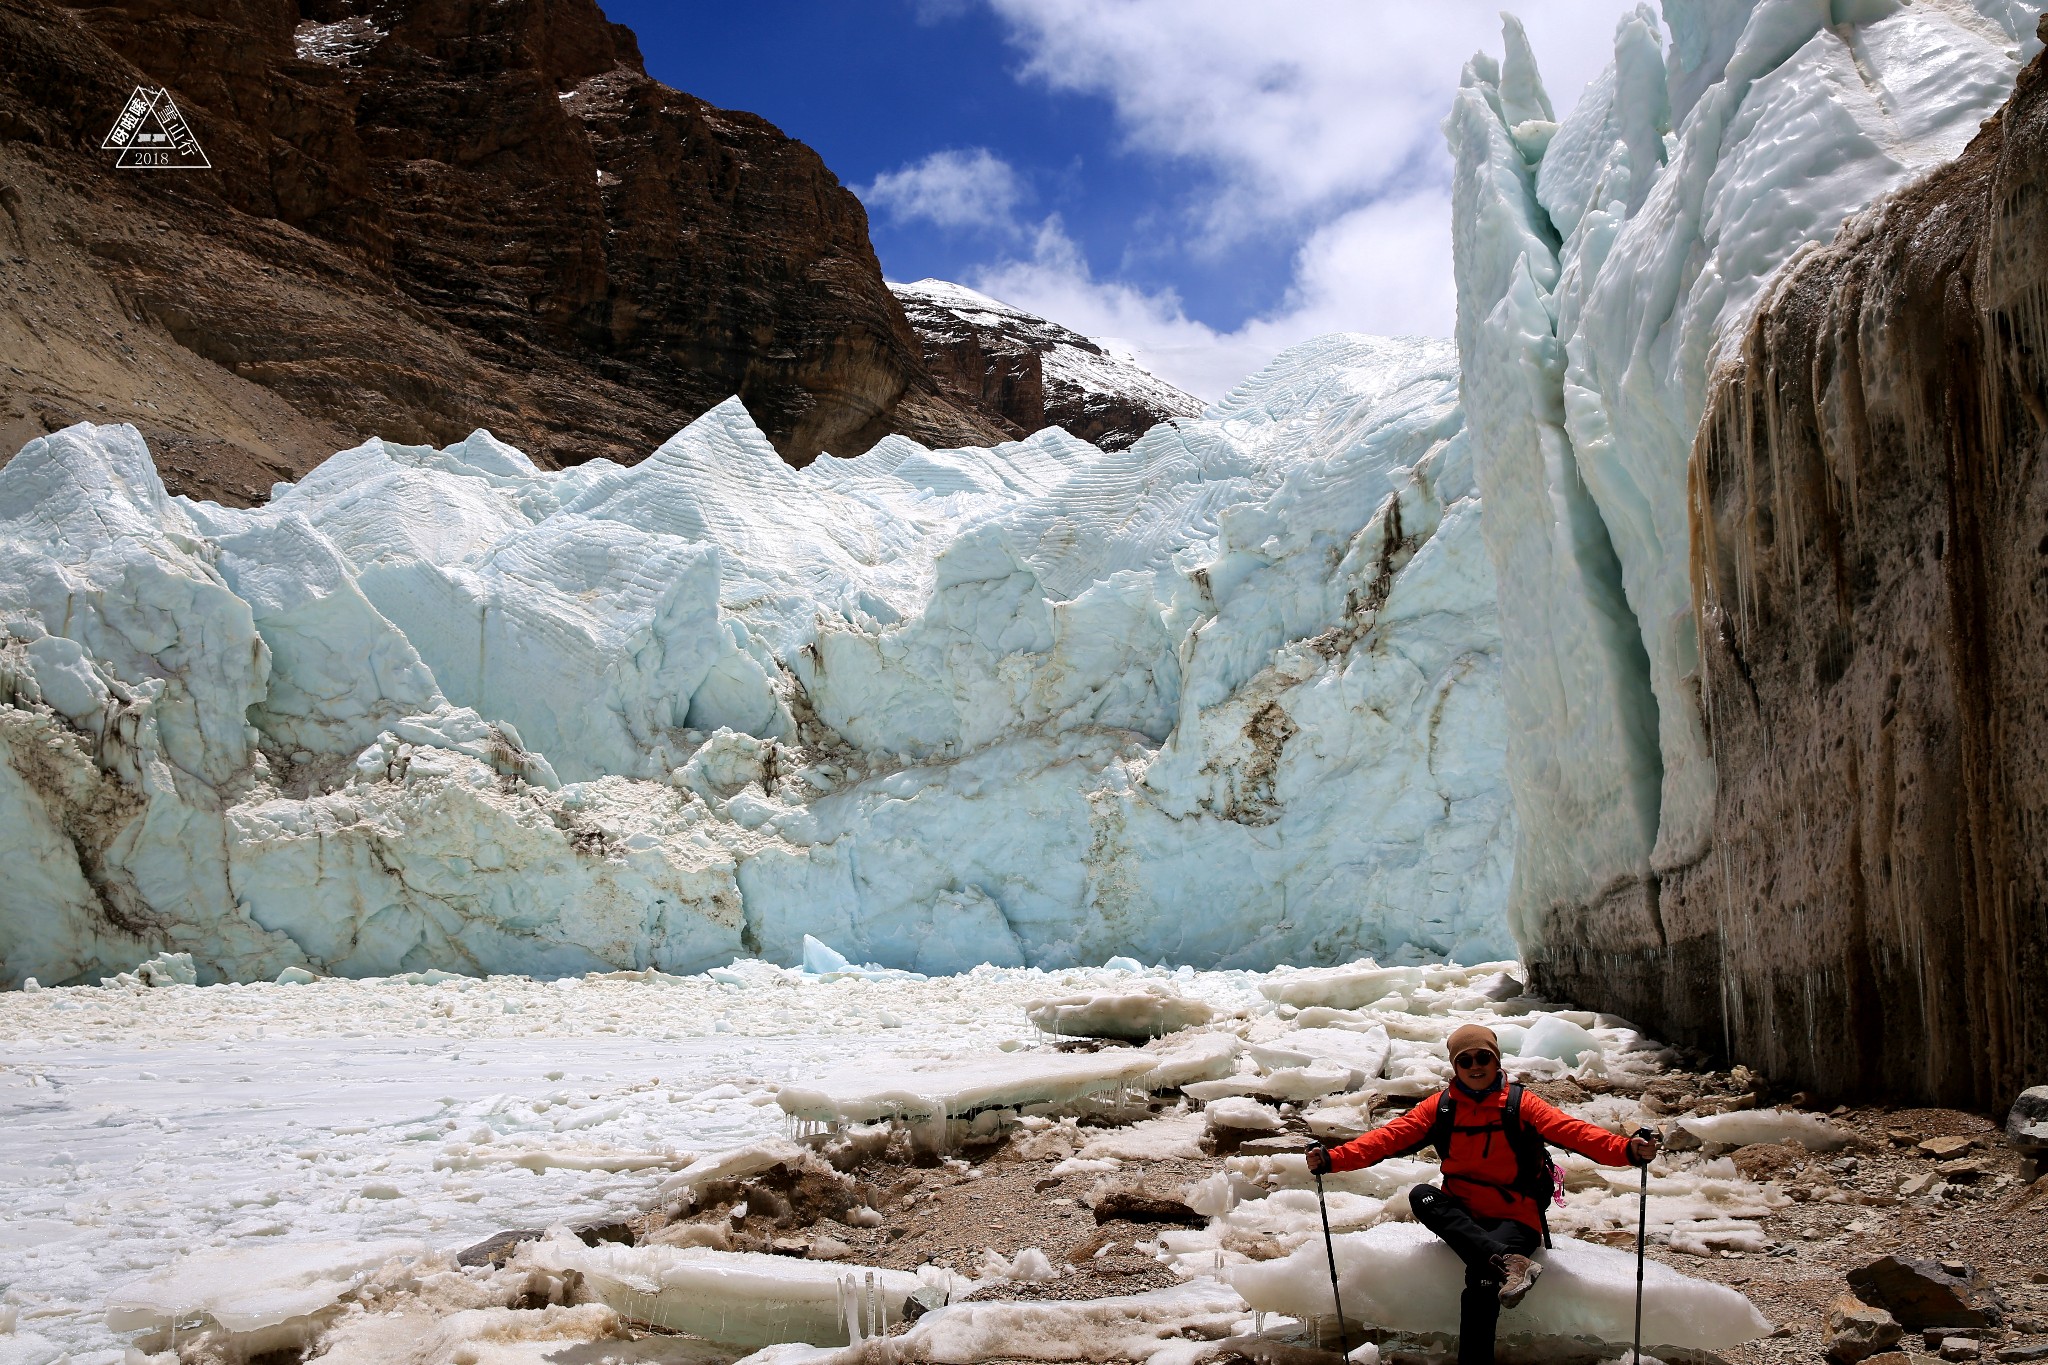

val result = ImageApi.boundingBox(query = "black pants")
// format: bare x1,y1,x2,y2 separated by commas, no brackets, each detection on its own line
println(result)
1410,1184,1541,1365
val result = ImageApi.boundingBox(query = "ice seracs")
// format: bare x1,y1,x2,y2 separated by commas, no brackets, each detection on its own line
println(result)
2,332,1513,986
1447,2,2036,941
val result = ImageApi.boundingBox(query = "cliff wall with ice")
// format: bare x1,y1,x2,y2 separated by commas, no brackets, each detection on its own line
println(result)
0,335,1515,986
1447,0,2046,1104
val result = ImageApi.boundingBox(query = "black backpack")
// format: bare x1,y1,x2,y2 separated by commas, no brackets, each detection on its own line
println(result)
1391,1082,1559,1247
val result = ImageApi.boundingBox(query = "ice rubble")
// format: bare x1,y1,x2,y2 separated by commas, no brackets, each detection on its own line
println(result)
1026,984,1217,1040
1677,1107,1850,1151
1447,2,2037,923
525,1234,925,1349
1229,1224,1769,1351
774,1031,1239,1128
103,1239,428,1349
0,330,1512,987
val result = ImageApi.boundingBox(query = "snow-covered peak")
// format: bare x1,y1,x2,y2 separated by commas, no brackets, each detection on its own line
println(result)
892,278,1203,450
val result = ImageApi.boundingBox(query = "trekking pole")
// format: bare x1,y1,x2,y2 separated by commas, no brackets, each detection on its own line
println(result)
1631,1127,1655,1365
1313,1168,1351,1358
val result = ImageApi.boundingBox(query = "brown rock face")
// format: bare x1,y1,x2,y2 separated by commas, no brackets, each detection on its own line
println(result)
1530,27,2048,1110
892,279,1202,450
0,0,999,501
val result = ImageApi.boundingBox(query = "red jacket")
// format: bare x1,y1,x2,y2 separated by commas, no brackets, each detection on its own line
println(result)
1326,1084,1631,1231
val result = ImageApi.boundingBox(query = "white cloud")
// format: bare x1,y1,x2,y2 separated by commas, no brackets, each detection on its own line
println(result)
973,194,1455,402
861,148,1030,234
951,1,1644,396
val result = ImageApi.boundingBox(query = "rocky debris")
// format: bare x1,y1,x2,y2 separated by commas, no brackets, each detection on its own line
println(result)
2010,1089,2048,1156
1919,1137,1978,1160
1941,1340,1986,1361
1087,1186,1205,1228
891,279,1203,450
1827,1295,1905,1364
1997,1346,2048,1363
1848,1256,2006,1330
0,0,1003,498
456,1228,546,1269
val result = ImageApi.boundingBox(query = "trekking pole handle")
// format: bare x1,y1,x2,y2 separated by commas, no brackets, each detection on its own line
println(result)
1629,1126,1659,1165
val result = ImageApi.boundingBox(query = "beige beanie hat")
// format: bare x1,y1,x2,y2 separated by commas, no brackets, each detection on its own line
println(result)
1445,1023,1501,1061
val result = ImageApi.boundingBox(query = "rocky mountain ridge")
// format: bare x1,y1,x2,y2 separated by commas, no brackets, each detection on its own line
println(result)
0,0,1017,501
892,279,1204,451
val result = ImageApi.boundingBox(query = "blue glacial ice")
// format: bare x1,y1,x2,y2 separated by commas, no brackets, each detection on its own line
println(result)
1445,0,2032,931
0,335,1516,985
4,0,2031,989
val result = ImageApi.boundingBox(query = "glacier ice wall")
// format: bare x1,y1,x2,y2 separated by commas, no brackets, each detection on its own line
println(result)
0,335,1515,985
1447,0,2036,937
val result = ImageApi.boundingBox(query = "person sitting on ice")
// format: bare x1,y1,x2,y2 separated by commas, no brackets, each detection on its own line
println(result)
1304,1022,1657,1365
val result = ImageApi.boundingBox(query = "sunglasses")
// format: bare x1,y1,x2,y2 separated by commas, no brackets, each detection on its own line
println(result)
1453,1050,1500,1069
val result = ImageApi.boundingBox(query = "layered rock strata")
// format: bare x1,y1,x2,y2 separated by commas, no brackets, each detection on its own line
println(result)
1670,25,2048,1109
0,0,1000,499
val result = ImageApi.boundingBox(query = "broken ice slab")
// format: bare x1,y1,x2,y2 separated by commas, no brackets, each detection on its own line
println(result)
1258,961,1520,1010
1678,1108,1851,1151
525,1236,923,1349
1246,1025,1391,1079
104,1239,428,1346
775,1034,1237,1125
1185,1063,1359,1104
1228,1223,1770,1351
1024,984,1216,1040
894,1277,1249,1364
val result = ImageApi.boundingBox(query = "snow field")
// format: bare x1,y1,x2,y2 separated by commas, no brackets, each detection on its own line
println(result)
0,957,1791,1361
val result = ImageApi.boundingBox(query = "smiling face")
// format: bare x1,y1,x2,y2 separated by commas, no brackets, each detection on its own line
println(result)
1453,1046,1500,1091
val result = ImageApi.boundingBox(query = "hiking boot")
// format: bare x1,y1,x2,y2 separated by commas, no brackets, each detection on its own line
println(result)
1495,1253,1541,1307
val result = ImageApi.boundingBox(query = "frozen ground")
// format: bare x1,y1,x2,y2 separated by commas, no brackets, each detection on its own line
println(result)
0,956,1814,1363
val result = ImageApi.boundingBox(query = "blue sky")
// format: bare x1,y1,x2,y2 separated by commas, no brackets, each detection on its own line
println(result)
607,1,1644,399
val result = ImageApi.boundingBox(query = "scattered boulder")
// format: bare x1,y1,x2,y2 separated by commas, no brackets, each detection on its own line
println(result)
571,1220,634,1248
1995,1346,2048,1363
1940,1340,1984,1361
1848,1256,2005,1330
1827,1294,1905,1364
1937,1158,1992,1183
2008,1087,2048,1156
1091,1185,1206,1227
901,1285,950,1323
455,1229,545,1268
1918,1136,1977,1160
1236,1137,1313,1157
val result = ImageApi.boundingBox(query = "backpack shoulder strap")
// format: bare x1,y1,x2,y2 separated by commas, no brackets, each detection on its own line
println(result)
1503,1082,1557,1249
1386,1089,1456,1159
1430,1088,1457,1160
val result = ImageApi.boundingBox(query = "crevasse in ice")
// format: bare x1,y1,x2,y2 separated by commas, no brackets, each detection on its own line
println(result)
0,335,1514,984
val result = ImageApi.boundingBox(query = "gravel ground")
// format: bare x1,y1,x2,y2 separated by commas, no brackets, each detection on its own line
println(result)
623,1078,2047,1365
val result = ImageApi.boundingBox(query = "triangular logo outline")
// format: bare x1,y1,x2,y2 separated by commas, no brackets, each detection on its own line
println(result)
102,86,212,170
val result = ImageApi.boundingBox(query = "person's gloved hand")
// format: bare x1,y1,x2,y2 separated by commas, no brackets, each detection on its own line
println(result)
1304,1142,1333,1175
1627,1130,1660,1166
